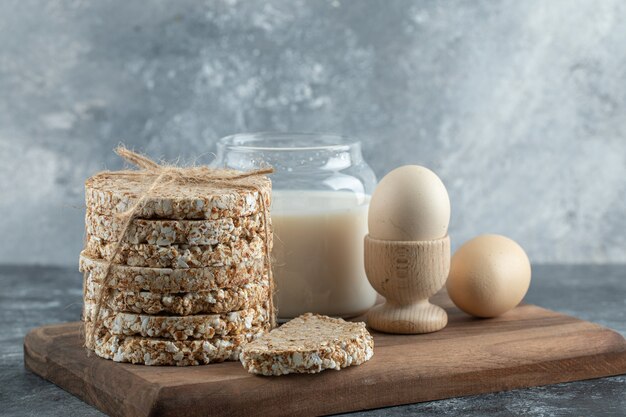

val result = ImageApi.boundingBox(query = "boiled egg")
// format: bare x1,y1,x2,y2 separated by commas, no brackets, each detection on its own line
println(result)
368,165,450,241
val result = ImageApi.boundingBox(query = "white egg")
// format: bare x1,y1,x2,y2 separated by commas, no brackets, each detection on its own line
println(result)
368,165,450,241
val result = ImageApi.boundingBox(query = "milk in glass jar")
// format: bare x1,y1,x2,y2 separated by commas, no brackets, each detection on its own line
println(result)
213,133,377,320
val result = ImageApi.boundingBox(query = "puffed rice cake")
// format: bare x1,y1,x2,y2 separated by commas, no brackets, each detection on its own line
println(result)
85,171,271,220
83,234,266,269
89,327,268,366
85,210,268,246
84,281,270,315
240,313,374,376
80,252,267,292
83,301,271,341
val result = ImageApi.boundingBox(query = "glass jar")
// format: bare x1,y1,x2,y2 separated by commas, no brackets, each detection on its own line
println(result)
213,132,378,320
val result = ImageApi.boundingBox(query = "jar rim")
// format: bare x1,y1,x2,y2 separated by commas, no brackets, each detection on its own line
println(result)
218,132,360,152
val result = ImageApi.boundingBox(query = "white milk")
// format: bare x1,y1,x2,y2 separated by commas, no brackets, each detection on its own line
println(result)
271,190,377,319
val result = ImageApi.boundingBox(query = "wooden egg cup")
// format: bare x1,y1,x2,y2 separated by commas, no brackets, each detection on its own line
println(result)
364,235,450,334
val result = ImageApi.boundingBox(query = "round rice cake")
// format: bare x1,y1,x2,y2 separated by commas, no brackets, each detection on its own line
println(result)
88,327,268,366
85,171,271,220
80,252,268,292
83,301,271,341
84,281,270,316
83,234,267,269
240,313,374,376
84,210,269,246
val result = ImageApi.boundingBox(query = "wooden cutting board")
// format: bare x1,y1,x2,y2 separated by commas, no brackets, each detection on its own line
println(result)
24,293,626,417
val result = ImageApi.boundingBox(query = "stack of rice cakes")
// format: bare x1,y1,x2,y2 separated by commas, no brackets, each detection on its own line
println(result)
80,171,273,366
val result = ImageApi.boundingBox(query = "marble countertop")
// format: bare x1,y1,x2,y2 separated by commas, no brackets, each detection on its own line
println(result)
1,264,624,416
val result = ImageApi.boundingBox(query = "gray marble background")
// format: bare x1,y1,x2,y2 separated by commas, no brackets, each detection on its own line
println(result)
1,0,625,266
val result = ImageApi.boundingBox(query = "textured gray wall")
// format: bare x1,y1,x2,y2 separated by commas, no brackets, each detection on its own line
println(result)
1,0,624,266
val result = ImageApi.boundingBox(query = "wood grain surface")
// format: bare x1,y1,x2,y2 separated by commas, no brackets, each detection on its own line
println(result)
364,235,449,333
24,293,626,417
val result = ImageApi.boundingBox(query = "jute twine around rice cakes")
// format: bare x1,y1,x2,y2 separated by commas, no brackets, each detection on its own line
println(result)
81,146,275,365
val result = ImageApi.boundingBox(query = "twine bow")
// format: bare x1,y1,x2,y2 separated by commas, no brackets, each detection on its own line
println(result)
85,146,275,348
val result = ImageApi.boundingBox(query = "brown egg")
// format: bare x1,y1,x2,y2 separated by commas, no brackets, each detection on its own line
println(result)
446,234,531,318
